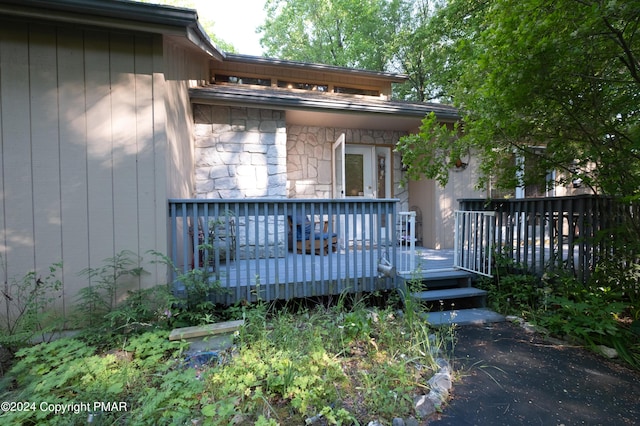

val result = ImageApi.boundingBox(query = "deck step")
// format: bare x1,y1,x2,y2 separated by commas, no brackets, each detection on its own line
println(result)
411,287,486,302
425,308,505,326
398,268,474,290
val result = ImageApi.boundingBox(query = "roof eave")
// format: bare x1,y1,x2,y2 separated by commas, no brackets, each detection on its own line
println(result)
223,53,409,83
189,88,460,122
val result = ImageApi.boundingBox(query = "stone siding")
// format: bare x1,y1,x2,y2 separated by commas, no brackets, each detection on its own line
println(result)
193,104,288,258
193,104,287,199
286,126,409,211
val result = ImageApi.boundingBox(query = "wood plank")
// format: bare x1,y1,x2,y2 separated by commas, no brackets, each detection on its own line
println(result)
110,32,140,297
58,27,90,318
134,35,159,284
84,30,115,270
169,319,244,341
0,22,35,278
29,24,64,313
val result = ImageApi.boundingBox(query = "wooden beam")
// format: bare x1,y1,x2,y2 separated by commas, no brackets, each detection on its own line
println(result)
169,319,244,341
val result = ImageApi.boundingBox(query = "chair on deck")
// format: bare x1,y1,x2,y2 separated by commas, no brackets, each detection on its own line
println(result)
287,215,338,255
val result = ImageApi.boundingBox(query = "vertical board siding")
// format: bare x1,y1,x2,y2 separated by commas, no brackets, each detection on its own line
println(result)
30,25,64,312
0,20,187,322
57,28,90,315
85,30,116,287
135,36,160,286
0,23,34,281
110,32,141,299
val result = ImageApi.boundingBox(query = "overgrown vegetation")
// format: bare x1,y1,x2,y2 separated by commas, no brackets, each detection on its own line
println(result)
477,249,640,369
0,251,455,425
0,261,63,364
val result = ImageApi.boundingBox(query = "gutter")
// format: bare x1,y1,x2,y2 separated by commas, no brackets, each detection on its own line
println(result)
0,0,224,60
190,87,460,122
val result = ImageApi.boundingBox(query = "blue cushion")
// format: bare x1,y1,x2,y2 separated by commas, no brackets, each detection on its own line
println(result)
292,215,312,240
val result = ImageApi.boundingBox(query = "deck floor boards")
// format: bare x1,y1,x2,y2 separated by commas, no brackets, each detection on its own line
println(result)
203,248,455,303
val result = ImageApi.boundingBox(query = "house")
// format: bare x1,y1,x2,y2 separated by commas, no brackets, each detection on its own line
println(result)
0,0,502,318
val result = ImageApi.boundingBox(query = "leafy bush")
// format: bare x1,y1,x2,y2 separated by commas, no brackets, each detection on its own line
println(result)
0,331,191,425
482,250,640,369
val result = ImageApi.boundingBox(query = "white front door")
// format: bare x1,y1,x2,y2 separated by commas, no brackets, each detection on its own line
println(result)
332,138,392,248
332,133,346,198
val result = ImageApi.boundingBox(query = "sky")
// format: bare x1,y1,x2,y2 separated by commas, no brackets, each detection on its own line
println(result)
192,0,268,56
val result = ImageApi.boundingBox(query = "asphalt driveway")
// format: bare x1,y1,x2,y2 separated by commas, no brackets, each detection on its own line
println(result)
429,321,640,425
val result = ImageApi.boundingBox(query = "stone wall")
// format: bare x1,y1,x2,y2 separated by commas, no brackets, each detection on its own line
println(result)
193,104,288,258
193,104,287,199
286,125,409,210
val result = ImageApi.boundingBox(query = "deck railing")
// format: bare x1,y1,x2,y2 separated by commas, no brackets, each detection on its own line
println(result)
459,195,628,282
168,198,399,304
398,211,416,274
454,210,495,277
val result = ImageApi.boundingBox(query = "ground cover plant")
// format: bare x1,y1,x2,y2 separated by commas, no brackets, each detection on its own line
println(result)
477,251,640,369
0,253,456,425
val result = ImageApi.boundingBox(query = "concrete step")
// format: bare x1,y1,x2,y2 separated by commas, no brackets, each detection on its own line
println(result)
411,287,486,302
425,308,505,326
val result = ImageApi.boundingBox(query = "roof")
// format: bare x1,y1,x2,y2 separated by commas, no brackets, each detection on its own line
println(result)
190,84,459,122
223,54,409,83
0,0,223,60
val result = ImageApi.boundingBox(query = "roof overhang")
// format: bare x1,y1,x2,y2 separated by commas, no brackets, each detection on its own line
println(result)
190,85,459,131
223,53,409,84
0,0,224,60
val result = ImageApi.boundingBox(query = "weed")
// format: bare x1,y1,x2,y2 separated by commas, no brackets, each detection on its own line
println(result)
0,261,63,357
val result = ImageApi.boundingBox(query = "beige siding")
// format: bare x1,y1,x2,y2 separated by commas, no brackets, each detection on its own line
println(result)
0,21,187,320
409,155,486,249
162,38,212,269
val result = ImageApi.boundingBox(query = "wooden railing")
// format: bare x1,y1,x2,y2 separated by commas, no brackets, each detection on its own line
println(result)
459,195,627,282
168,199,399,304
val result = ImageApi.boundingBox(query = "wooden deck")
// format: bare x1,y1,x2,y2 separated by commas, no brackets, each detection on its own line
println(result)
184,247,456,305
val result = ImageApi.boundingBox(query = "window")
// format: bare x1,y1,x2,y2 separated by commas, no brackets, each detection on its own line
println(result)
215,74,271,86
277,80,328,92
334,86,379,96
332,134,391,199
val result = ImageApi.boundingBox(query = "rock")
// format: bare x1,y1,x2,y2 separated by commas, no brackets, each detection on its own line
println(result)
428,387,449,406
392,418,405,426
435,357,450,373
414,394,436,418
405,418,419,426
428,372,452,393
367,421,383,426
506,315,524,324
598,345,618,359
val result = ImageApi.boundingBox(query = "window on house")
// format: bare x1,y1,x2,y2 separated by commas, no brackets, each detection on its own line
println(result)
488,148,555,199
333,86,380,96
277,80,328,92
215,74,271,86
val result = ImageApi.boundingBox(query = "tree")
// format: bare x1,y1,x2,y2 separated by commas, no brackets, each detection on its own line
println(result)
258,0,402,71
398,0,640,198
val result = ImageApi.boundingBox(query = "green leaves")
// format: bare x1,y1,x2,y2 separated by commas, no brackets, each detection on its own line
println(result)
260,0,402,71
396,112,464,187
